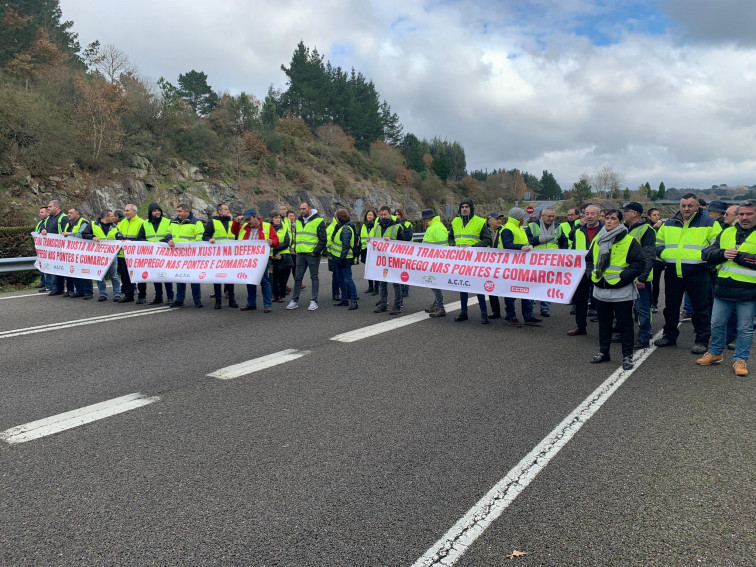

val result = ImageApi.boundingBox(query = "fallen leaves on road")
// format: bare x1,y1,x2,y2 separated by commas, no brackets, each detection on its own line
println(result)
507,549,527,559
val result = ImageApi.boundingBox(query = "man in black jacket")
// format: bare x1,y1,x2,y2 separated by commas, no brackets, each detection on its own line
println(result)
40,199,69,296
697,200,756,376
623,202,656,348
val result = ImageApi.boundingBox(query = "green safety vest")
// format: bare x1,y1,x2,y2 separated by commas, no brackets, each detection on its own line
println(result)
559,221,573,240
64,217,88,233
211,219,235,240
117,216,145,257
326,218,338,256
92,222,118,240
503,217,528,245
237,221,272,241
528,221,562,249
144,217,172,241
372,221,402,240
628,223,654,280
717,227,756,284
169,218,203,242
422,217,449,246
572,226,600,251
656,212,722,277
451,215,485,245
295,216,325,254
272,224,290,255
360,223,373,250
590,233,633,286
330,224,355,259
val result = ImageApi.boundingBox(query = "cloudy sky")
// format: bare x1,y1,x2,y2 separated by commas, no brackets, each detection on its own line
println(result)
60,0,756,191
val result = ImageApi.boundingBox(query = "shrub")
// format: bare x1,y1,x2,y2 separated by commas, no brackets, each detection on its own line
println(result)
369,140,404,180
315,124,354,149
0,226,37,289
275,116,313,141
395,165,413,186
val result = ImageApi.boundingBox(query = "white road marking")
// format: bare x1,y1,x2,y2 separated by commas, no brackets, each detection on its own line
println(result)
0,307,173,338
0,393,160,445
0,293,40,300
207,349,312,380
330,301,464,343
411,328,667,567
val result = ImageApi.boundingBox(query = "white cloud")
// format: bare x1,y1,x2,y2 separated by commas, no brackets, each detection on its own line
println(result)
59,0,756,189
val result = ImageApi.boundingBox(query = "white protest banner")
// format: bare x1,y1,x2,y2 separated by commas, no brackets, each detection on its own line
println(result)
32,232,121,281
121,240,269,285
364,240,588,303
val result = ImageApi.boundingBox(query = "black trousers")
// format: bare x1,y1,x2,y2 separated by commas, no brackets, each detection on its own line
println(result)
651,264,664,306
662,268,712,344
597,298,634,358
573,274,591,330
117,256,146,299
489,295,501,316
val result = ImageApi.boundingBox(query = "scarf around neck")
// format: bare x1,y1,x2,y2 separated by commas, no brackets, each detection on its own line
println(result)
538,220,556,244
593,224,628,279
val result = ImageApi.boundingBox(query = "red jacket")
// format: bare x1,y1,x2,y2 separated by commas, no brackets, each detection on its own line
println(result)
231,219,279,247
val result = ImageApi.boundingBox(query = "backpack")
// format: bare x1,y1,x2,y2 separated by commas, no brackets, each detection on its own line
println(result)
350,225,362,264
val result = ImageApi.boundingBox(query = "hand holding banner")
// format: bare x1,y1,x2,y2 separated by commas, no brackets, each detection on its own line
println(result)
32,232,121,281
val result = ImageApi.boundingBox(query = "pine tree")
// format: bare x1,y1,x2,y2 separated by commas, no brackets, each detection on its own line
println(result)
658,181,666,199
177,70,218,115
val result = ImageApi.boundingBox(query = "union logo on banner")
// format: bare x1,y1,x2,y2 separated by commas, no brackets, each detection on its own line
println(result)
484,280,495,292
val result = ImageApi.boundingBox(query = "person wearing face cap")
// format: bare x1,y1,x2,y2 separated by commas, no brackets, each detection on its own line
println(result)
232,208,279,312
500,207,542,326
623,201,656,348
421,208,449,317
707,200,730,229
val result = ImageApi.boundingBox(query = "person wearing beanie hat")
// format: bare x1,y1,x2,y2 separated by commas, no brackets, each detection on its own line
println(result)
144,202,173,305
500,207,541,326
450,198,489,323
422,209,449,317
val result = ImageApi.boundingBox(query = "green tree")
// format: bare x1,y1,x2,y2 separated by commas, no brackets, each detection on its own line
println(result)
431,147,451,181
539,170,562,199
176,70,218,115
658,181,666,199
572,178,592,202
380,100,403,146
623,187,631,201
279,42,330,126
400,133,424,172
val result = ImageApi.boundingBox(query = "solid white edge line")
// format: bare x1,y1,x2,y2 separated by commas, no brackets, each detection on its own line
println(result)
411,329,667,567
0,393,160,445
0,293,39,300
207,349,312,380
0,307,173,338
330,301,465,343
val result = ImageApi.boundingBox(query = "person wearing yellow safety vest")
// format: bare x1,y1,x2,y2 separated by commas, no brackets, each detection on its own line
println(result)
167,203,204,308
559,207,579,242
40,199,69,295
393,208,413,301
500,207,541,326
286,201,327,311
372,206,411,315
567,204,603,336
62,207,94,299
422,208,449,318
586,209,645,371
82,209,122,302
326,217,342,302
232,208,279,312
471,212,505,320
654,193,722,353
143,202,174,305
270,210,293,303
696,199,756,376
526,207,568,317
34,205,51,292
114,203,147,304
621,202,657,349
449,198,488,323
361,209,378,294
202,203,239,310
330,209,359,310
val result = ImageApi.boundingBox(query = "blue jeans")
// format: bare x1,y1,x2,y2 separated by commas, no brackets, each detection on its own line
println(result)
539,300,551,315
336,263,358,302
709,298,756,362
635,283,652,342
153,282,173,301
175,283,202,305
292,254,320,303
74,278,93,297
246,270,272,308
460,292,488,315
97,261,121,298
505,298,534,320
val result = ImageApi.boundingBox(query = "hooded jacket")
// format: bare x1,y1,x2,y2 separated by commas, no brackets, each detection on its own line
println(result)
704,223,756,302
626,218,656,283
449,198,486,245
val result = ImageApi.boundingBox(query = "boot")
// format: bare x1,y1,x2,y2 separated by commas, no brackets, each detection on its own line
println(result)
214,299,222,310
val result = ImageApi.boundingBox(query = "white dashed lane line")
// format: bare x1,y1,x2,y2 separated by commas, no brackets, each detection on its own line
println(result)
207,349,312,380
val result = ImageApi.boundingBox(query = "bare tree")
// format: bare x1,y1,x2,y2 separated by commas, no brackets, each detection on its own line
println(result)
94,44,136,84
591,165,624,199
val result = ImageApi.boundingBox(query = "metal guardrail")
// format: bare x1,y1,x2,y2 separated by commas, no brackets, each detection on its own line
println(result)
0,257,37,273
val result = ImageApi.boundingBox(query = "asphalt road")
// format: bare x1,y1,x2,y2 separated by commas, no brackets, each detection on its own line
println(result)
1,265,753,566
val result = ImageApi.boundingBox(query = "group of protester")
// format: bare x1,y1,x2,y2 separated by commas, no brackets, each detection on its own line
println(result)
33,193,756,377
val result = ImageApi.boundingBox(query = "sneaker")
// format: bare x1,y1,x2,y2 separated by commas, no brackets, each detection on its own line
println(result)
308,300,318,311
424,304,438,313
113,295,121,302
650,304,658,313
97,296,108,302
654,336,676,347
428,308,446,318
505,318,522,327
389,308,401,315
454,313,468,322
733,360,748,376
488,313,501,320
587,308,597,317
622,356,634,370
540,311,550,318
690,344,708,355
633,339,650,349
286,301,299,310
148,298,163,305
374,306,387,313
136,298,146,305
696,352,723,366
679,310,691,322
727,342,736,350
590,352,610,364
